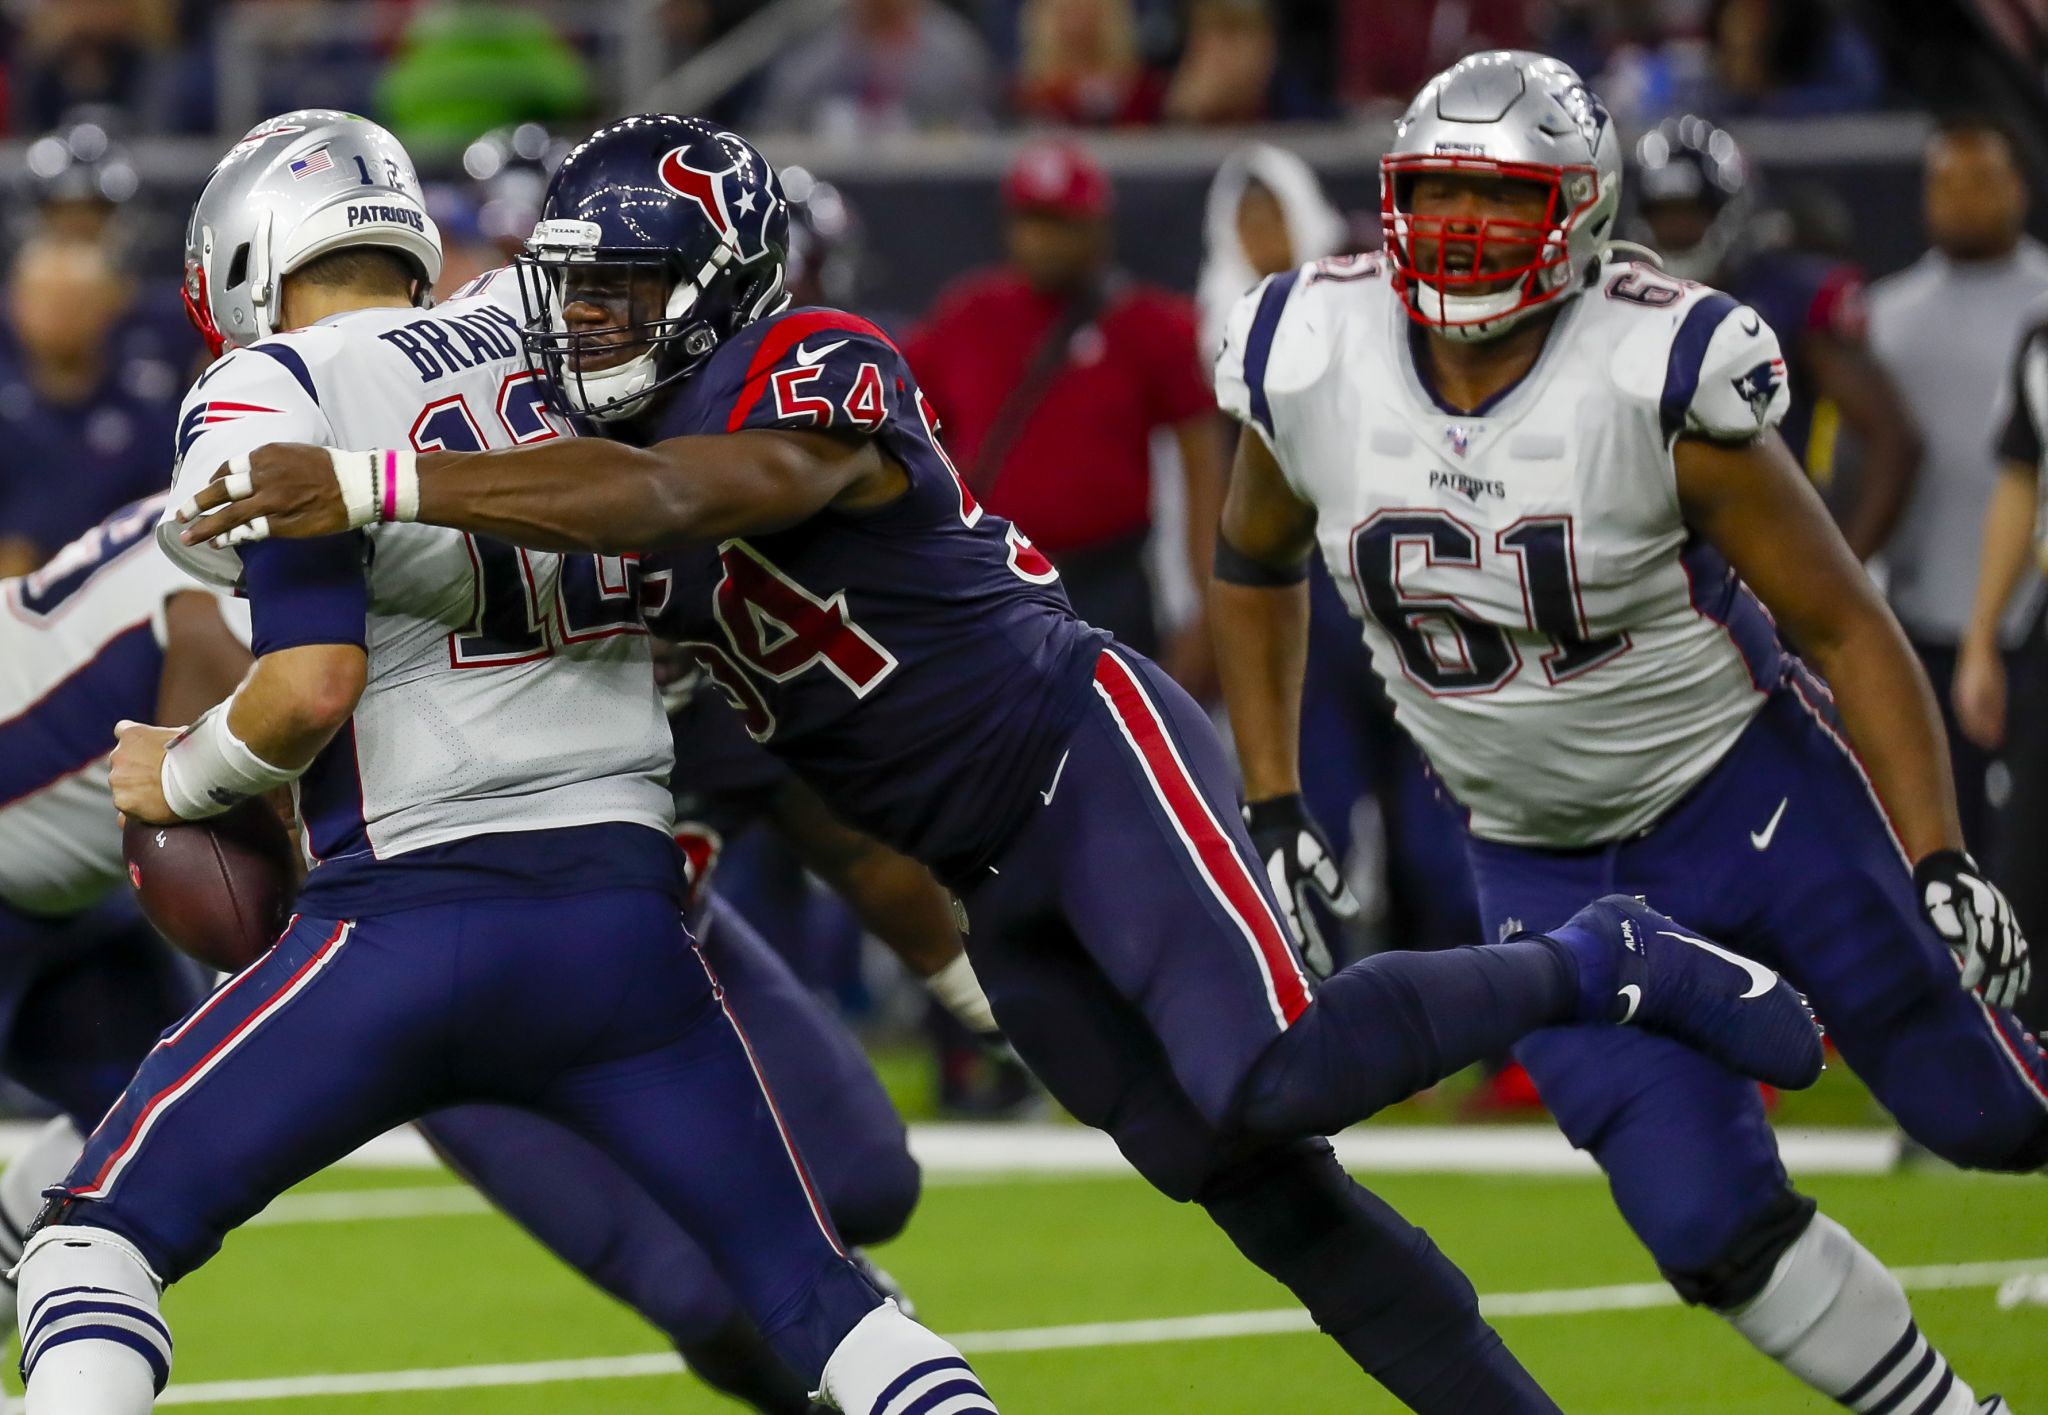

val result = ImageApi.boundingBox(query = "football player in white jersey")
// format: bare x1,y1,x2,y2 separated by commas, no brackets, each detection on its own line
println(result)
1212,52,2036,1415
14,112,996,1415
0,496,245,1331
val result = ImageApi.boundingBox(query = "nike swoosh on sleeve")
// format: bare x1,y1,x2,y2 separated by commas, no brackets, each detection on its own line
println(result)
794,339,851,367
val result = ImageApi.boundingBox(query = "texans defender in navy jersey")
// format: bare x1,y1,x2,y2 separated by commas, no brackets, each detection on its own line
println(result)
189,115,1825,1413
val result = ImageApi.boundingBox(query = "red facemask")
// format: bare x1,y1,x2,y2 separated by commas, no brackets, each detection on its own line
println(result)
1380,154,1597,332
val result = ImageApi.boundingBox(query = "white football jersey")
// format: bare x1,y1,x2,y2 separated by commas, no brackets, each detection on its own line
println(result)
0,496,252,914
1217,255,1793,847
158,271,674,868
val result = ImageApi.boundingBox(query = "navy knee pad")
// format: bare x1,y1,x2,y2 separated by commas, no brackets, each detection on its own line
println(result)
1661,1188,1816,1310
821,1140,921,1250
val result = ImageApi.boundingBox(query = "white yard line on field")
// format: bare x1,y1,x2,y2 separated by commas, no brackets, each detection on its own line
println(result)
151,1257,2048,1407
182,1121,1905,1200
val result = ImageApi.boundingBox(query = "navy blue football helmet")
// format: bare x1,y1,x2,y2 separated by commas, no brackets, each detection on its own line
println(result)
517,115,790,421
1630,115,1754,283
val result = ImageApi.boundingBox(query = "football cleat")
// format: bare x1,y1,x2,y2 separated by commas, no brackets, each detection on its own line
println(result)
1545,895,1824,1089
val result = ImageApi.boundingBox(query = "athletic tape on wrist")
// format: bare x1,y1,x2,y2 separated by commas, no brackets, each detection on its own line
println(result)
926,951,998,1034
328,448,418,528
159,704,299,821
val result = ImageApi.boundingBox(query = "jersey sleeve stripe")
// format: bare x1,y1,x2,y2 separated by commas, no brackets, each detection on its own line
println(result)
249,342,320,406
0,620,158,810
724,310,901,433
1658,292,1741,440
1242,271,1300,440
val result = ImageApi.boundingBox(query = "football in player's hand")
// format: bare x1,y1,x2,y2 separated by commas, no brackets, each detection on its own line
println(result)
124,801,297,973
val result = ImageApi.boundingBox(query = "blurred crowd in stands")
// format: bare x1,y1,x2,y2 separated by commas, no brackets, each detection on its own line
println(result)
0,0,1904,147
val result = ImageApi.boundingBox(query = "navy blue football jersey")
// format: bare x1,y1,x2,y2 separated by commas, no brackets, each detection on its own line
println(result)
668,680,790,897
642,307,1109,881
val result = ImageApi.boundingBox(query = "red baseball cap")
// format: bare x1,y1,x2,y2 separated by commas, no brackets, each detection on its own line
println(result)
1002,140,1112,220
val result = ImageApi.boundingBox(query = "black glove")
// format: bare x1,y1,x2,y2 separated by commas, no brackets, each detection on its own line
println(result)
1243,793,1360,979
1915,849,2031,1009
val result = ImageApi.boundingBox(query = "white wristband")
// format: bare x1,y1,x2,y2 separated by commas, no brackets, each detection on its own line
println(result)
328,448,419,529
925,951,998,1034
159,705,299,821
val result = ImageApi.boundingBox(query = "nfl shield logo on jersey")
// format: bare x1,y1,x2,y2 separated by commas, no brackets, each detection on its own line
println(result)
1445,425,1474,458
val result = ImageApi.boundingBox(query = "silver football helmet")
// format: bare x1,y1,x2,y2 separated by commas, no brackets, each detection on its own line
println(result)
1382,51,1622,341
183,111,442,356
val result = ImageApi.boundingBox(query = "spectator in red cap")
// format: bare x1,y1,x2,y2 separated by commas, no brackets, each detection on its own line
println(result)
906,140,1224,695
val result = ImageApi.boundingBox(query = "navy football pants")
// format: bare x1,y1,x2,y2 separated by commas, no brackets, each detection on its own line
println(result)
1470,679,2048,1289
58,885,881,1383
962,646,1562,1412
417,894,919,1350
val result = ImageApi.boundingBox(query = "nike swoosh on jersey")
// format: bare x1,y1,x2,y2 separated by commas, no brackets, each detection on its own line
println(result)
794,338,851,367
1750,797,1789,850
1741,314,1761,335
1616,983,1643,1024
1657,930,1780,999
1040,748,1071,805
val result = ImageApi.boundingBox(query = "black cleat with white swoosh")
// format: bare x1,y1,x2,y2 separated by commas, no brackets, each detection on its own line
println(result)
1542,895,1825,1089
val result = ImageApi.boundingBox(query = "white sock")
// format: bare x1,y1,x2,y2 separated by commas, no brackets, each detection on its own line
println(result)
16,1225,168,1414
817,1300,996,1414
0,1118,86,1337
1723,1213,1977,1413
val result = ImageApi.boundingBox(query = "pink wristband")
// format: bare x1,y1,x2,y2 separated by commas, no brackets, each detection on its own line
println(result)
379,450,400,523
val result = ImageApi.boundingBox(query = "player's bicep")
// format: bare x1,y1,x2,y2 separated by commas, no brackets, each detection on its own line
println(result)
1675,433,1886,653
1220,426,1317,568
643,427,897,540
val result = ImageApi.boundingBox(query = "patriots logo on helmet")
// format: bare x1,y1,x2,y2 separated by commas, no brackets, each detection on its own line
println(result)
1730,358,1786,422
176,401,281,459
658,142,775,263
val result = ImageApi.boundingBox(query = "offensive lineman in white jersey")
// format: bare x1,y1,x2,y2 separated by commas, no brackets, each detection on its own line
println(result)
0,497,245,1324
1214,53,2039,1415
14,112,995,1414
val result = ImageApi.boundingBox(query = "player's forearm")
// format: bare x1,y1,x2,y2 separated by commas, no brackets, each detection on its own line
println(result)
1178,418,1225,595
1802,611,1963,860
415,431,860,553
414,440,699,554
1210,579,1309,800
834,850,964,978
223,646,366,771
1960,467,2039,655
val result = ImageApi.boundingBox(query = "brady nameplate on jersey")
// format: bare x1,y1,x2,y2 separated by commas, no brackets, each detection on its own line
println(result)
1218,250,1792,848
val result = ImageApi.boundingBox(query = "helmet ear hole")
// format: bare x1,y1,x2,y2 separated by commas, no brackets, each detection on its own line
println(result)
224,243,251,290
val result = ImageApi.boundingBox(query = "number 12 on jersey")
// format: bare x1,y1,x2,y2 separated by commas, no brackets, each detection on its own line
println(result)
1352,510,1629,694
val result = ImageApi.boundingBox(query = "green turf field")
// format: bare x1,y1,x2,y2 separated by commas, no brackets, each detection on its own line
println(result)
44,1152,2041,1413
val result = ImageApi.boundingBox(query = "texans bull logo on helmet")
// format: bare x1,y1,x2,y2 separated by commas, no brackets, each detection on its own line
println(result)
658,138,781,266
